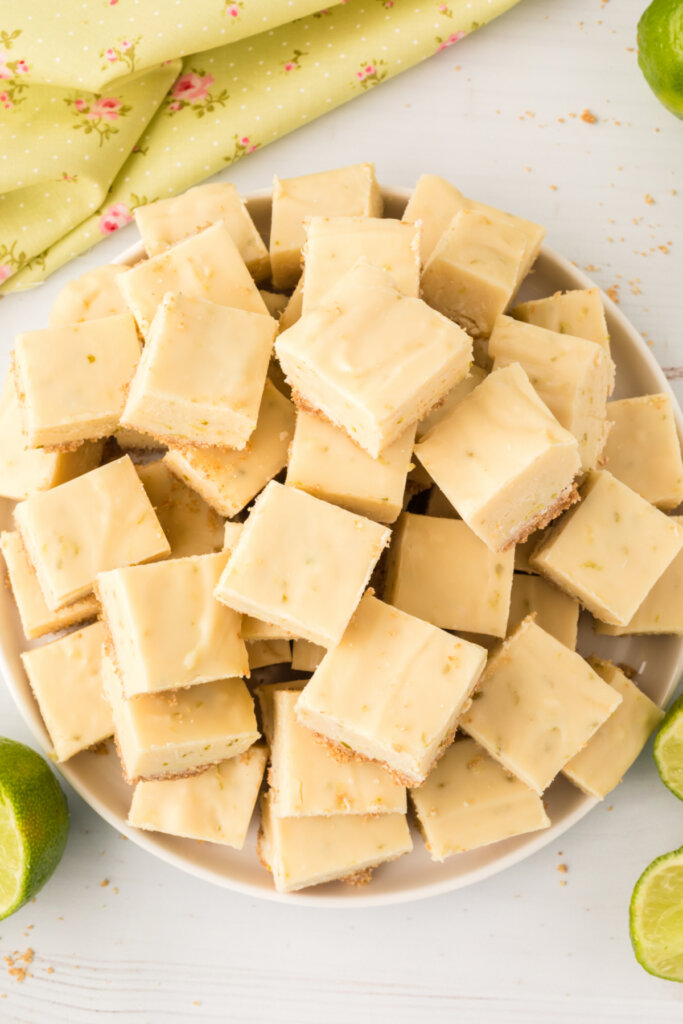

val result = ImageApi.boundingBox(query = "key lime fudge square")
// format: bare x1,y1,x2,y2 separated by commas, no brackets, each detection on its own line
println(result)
101,651,258,783
135,461,224,559
97,551,248,697
49,264,130,328
530,470,683,626
13,315,141,449
461,616,622,793
295,592,487,787
506,573,579,649
214,481,390,647
602,393,683,510
512,287,610,354
415,363,581,551
128,744,268,849
122,292,276,451
14,455,170,610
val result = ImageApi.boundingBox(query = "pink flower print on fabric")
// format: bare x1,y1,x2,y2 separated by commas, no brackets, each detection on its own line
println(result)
99,202,132,234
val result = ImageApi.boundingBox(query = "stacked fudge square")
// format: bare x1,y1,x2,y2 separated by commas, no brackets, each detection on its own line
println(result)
2,165,679,894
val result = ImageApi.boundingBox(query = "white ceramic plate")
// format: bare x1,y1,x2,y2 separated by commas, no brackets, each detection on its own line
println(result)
2,186,682,907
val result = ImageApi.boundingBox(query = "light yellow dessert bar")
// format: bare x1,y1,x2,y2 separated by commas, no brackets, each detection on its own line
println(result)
135,462,224,559
49,264,130,327
461,616,621,793
416,365,487,442
563,659,664,798
530,470,683,626
411,737,550,861
15,455,170,610
223,523,295,644
507,573,579,649
420,209,528,338
291,639,326,673
385,513,514,637
514,529,541,574
117,223,267,336
21,622,113,761
97,551,247,697
269,163,383,290
0,531,98,640
163,380,294,518
602,394,683,510
301,216,420,312
13,315,141,448
415,364,581,551
248,639,292,670
122,292,275,450
278,276,304,333
286,410,415,524
128,743,268,849
296,592,487,786
489,315,615,471
512,288,610,353
255,680,305,746
402,173,545,272
276,260,473,457
102,651,258,782
0,373,103,500
134,182,270,281
258,793,412,893
270,689,406,818
595,517,683,635
259,290,289,320
215,481,389,647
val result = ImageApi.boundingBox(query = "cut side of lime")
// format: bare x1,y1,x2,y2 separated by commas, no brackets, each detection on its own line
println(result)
0,738,69,921
654,694,683,799
631,846,683,982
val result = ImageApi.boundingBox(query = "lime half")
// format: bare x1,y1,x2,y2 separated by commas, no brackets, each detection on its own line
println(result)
654,693,683,799
0,738,69,920
637,0,683,119
631,846,683,981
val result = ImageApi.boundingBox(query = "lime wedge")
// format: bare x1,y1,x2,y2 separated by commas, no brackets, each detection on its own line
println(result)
654,693,683,799
630,846,683,981
637,0,683,119
0,737,69,921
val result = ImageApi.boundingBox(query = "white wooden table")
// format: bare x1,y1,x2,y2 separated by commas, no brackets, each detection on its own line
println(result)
1,1,682,1020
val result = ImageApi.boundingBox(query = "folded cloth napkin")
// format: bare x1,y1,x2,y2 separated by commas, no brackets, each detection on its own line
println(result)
0,0,520,293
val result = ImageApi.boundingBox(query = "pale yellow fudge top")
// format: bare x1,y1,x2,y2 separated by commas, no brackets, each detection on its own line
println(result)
276,260,472,457
416,365,487,442
513,288,610,353
603,394,683,511
248,639,292,670
461,616,621,793
415,363,581,551
489,314,615,471
270,689,406,817
215,481,390,647
278,276,304,333
595,517,683,636
507,572,579,649
259,793,412,893
97,550,248,697
122,292,275,449
563,659,664,798
255,680,305,746
102,651,259,780
269,163,383,289
385,513,514,637
15,455,170,610
286,410,416,524
134,182,269,279
290,639,326,673
14,314,141,447
20,621,113,761
117,222,267,335
0,372,104,501
163,380,295,518
295,591,487,785
302,216,420,312
410,737,550,861
129,743,267,849
0,530,98,641
530,470,683,626
49,264,130,327
135,461,224,559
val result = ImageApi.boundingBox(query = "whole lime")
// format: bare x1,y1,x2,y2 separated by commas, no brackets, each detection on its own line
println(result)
637,0,683,119
0,738,69,921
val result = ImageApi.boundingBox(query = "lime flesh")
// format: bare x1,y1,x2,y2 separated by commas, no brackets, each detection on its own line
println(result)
631,846,683,981
654,693,683,800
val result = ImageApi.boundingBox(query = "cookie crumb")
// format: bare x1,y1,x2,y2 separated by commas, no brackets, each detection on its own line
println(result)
581,109,597,124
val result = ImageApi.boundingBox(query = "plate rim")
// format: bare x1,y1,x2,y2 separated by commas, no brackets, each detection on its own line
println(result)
3,183,683,908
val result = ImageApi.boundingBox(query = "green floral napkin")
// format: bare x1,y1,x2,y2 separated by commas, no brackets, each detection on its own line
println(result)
0,0,520,293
